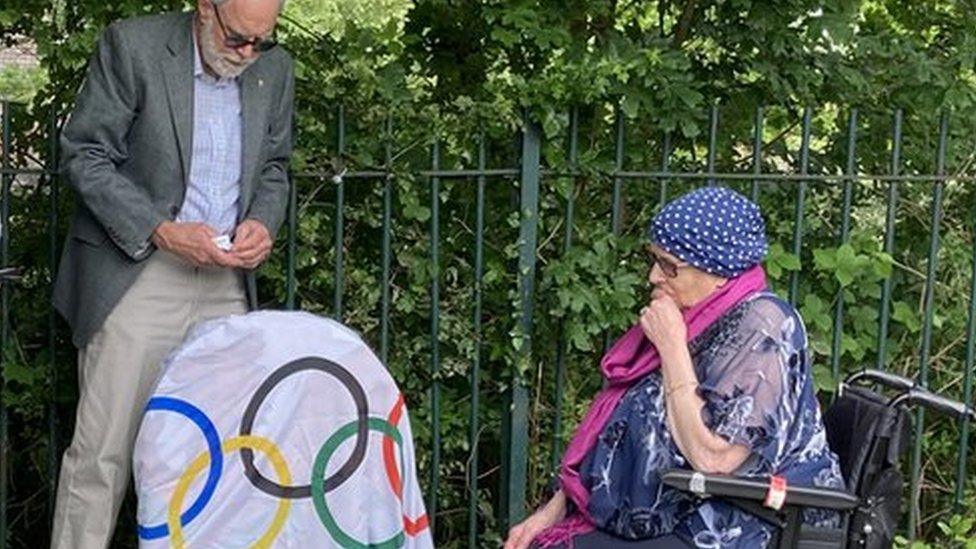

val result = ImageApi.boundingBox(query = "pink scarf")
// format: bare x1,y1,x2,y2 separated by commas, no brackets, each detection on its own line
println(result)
535,266,767,547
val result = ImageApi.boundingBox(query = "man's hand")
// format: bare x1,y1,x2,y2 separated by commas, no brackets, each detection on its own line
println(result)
151,221,242,268
231,219,273,270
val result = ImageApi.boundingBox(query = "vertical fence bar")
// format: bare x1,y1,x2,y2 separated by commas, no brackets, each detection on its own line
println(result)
908,112,948,536
750,106,763,202
706,104,718,186
0,100,10,547
659,132,671,206
467,132,486,548
428,138,441,535
502,113,540,530
788,107,811,306
830,109,857,386
333,105,346,321
956,190,976,508
47,107,60,525
551,107,579,473
611,107,624,235
604,108,625,352
877,110,902,371
380,115,393,366
285,172,297,310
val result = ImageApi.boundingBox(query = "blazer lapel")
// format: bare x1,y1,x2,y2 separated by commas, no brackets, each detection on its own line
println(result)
239,63,271,217
162,13,195,186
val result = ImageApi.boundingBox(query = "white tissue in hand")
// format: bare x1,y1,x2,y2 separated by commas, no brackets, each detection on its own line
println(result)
212,235,232,251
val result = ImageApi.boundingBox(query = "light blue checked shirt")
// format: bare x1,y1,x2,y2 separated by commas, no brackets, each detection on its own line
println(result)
176,35,242,236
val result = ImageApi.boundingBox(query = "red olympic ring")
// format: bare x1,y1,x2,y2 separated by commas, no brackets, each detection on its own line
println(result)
382,394,430,536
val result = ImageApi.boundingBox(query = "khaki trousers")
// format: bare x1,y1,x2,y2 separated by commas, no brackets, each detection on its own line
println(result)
51,251,247,549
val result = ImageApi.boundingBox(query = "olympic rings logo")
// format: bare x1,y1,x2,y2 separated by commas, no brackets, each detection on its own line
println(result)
137,356,429,548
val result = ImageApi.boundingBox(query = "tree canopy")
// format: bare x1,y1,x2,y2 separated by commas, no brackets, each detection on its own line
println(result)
2,0,976,546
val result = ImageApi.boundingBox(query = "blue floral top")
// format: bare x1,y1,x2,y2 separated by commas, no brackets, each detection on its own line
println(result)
581,292,844,548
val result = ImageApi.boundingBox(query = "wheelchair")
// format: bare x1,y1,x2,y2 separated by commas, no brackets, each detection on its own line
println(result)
662,369,976,549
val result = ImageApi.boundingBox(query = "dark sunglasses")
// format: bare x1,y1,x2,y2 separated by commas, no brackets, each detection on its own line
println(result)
646,247,687,278
212,3,278,52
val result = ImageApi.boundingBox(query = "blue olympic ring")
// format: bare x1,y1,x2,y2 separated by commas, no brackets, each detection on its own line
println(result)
137,396,223,540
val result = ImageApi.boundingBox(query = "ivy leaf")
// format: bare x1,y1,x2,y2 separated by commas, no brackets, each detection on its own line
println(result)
813,363,837,394
620,95,640,118
835,244,860,287
871,252,894,280
780,253,801,271
2,361,38,386
767,243,801,277
801,294,831,333
892,301,921,333
813,247,836,270
842,335,865,362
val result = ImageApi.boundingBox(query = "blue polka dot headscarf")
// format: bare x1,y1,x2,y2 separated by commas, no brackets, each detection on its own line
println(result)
649,186,767,278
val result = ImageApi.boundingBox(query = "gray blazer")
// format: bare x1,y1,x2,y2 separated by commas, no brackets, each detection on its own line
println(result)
53,11,294,348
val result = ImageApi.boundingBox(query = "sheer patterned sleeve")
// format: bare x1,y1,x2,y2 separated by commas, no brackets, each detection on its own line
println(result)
696,298,803,467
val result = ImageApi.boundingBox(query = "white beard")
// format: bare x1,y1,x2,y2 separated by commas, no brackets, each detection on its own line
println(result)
198,16,257,79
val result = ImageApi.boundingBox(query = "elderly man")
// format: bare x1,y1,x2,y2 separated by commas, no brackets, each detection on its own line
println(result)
50,0,294,546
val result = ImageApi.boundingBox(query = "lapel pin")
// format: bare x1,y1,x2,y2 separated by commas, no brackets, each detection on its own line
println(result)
258,78,264,87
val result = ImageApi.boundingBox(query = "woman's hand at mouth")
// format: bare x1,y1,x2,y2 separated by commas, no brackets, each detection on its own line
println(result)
640,293,687,354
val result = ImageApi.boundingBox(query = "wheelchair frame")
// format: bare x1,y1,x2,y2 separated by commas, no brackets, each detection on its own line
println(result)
661,369,976,549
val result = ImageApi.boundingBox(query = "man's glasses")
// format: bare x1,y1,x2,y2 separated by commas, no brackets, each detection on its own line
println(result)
647,247,687,278
212,3,278,52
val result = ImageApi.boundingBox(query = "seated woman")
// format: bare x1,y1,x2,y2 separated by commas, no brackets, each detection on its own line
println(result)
505,187,844,549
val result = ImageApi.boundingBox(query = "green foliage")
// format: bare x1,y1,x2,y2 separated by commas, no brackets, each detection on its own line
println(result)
895,502,976,546
284,0,410,38
543,233,645,353
766,242,802,281
2,0,976,547
0,66,48,103
803,237,893,369
937,514,976,547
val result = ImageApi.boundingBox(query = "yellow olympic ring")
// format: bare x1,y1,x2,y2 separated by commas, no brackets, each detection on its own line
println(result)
167,435,292,549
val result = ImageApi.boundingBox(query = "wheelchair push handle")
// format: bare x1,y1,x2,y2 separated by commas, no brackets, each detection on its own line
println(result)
846,368,976,422
845,368,914,392
889,389,976,422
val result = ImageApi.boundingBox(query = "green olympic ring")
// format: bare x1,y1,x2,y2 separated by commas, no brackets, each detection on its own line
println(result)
311,417,406,549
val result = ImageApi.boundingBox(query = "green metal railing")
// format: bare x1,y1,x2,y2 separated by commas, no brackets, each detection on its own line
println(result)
1,99,10,547
2,99,976,547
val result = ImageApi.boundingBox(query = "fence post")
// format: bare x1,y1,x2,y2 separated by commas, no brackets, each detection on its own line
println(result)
788,107,811,306
429,138,442,535
0,99,11,548
830,109,857,391
46,105,61,529
877,110,902,371
500,111,541,532
955,189,976,509
551,107,579,474
333,105,346,321
285,169,296,310
908,111,948,536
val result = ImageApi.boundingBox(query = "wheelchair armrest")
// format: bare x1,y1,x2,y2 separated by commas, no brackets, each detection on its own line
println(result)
660,469,859,511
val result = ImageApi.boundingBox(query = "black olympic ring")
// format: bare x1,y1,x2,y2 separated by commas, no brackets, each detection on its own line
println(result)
239,356,369,499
